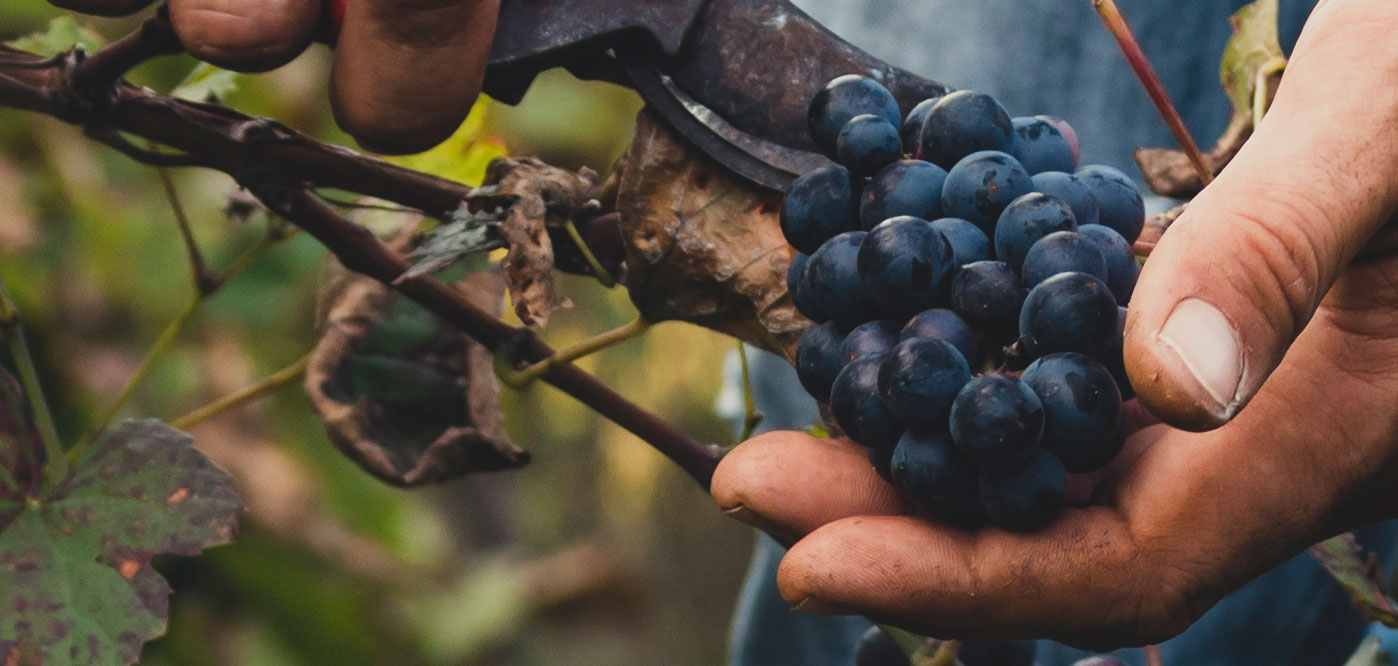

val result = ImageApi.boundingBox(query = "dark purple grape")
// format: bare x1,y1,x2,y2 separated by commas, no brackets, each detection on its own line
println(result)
979,447,1065,531
891,429,986,529
1021,230,1108,288
787,253,829,322
782,164,859,254
806,231,882,329
900,308,978,366
795,321,846,401
929,217,991,266
994,192,1078,275
950,261,1024,342
1078,224,1140,304
830,353,906,450
1031,170,1100,227
861,160,947,230
809,75,901,159
1103,306,1135,400
878,338,970,428
842,320,902,365
917,90,1015,169
854,626,909,666
949,375,1043,470
941,150,1033,234
838,114,902,178
901,97,941,156
1019,272,1119,359
1076,164,1145,243
1021,353,1123,473
1011,115,1079,174
857,217,954,319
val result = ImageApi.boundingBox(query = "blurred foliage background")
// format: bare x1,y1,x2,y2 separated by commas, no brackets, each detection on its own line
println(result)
0,3,759,665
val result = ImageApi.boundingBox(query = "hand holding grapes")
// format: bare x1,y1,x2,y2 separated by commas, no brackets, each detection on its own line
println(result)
715,0,1398,648
47,0,499,154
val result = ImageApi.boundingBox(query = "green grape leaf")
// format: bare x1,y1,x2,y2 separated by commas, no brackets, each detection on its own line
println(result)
4,16,106,58
0,413,241,666
402,205,505,282
1220,0,1286,117
170,63,240,103
1311,533,1398,627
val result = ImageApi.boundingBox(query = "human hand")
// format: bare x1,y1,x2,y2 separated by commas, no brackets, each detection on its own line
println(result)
47,0,499,153
713,0,1398,648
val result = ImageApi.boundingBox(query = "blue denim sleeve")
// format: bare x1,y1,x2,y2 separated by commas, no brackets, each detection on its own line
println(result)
722,349,1398,666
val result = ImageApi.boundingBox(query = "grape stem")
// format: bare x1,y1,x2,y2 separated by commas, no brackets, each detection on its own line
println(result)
0,269,67,491
737,342,763,442
170,353,310,431
497,316,652,388
562,217,617,288
1093,0,1214,185
1145,644,1166,666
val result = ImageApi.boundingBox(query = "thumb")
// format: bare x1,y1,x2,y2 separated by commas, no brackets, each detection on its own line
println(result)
1125,0,1398,431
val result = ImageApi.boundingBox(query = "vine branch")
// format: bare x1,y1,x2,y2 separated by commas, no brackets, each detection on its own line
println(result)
0,15,722,489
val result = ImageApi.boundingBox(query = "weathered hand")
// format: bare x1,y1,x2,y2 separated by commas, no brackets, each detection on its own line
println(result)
47,0,498,153
714,0,1398,648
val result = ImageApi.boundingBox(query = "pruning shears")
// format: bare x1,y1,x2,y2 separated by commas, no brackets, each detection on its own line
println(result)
480,0,948,191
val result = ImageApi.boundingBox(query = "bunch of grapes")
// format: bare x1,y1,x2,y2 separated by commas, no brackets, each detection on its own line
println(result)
785,75,1146,532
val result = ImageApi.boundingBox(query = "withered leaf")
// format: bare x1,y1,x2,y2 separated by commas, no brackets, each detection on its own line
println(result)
483,157,599,328
401,204,505,282
307,259,527,487
1311,533,1398,627
613,111,808,360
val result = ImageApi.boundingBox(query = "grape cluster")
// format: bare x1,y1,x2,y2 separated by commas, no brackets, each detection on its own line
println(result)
785,75,1144,532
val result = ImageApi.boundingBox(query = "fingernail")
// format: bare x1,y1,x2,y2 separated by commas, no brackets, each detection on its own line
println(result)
721,503,798,546
791,595,852,615
1158,298,1245,416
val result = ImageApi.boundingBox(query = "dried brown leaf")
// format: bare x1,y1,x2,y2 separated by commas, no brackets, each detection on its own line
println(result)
613,111,807,360
306,248,527,487
484,157,599,327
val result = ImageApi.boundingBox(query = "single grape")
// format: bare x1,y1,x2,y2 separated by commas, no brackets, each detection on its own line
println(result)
1045,116,1081,164
929,217,991,267
795,321,846,401
1102,306,1135,400
806,231,883,329
1031,170,1100,227
1078,224,1140,304
1076,164,1145,243
1019,272,1119,359
950,261,1024,342
838,114,903,178
857,217,954,319
1021,353,1123,473
861,160,947,230
1021,230,1108,288
917,90,1015,169
878,338,970,428
868,439,897,483
949,375,1044,469
941,150,1034,234
979,447,1066,531
854,626,909,666
787,253,829,322
843,320,902,365
958,640,1038,666
994,192,1078,275
782,164,859,254
891,428,986,529
1011,115,1078,174
808,75,901,159
901,96,941,156
900,308,978,366
831,353,906,450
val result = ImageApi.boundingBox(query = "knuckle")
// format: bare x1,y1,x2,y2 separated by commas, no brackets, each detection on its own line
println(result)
1223,193,1330,334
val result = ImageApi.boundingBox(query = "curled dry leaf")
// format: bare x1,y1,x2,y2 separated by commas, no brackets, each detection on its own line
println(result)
306,247,527,487
1134,114,1252,199
613,110,807,360
485,156,600,328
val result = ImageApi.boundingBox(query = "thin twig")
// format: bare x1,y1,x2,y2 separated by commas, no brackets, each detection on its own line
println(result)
171,354,310,430
314,192,423,215
737,342,762,441
1093,0,1213,185
561,218,616,287
0,269,67,488
153,151,216,291
498,316,651,388
1145,644,1166,666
